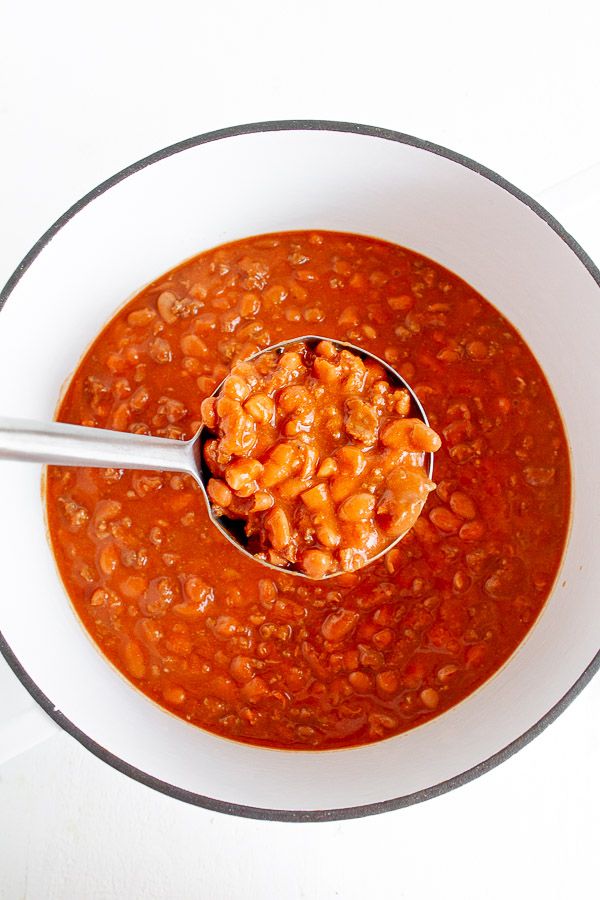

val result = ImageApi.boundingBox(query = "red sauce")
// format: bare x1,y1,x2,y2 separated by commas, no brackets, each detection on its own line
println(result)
45,231,571,749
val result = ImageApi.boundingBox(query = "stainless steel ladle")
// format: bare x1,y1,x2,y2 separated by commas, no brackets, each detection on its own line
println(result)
0,336,434,579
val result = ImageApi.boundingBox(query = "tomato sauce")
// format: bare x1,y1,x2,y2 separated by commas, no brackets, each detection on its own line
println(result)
45,231,571,749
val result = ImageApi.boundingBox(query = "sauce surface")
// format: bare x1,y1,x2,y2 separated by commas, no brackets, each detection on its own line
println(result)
46,231,571,749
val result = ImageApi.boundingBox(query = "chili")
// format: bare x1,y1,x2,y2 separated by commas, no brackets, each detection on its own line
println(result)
45,231,571,749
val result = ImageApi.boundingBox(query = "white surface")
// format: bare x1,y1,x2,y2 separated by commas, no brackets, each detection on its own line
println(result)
2,0,600,897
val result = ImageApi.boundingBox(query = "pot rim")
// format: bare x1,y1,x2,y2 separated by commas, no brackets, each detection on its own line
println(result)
1,118,599,823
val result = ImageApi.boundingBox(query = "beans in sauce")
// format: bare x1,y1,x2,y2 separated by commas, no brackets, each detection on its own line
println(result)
45,231,571,749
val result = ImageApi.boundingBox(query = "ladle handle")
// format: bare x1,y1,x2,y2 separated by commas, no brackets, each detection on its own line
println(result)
0,417,197,475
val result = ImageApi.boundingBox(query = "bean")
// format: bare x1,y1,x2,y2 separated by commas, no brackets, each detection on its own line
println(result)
122,639,146,679
261,462,291,489
106,352,127,374
200,397,218,428
334,446,366,476
137,619,162,642
380,418,414,449
338,493,377,522
437,664,459,684
184,576,212,604
435,479,453,502
129,385,150,412
262,284,288,305
459,520,485,541
313,358,341,383
192,312,217,333
276,477,310,501
300,549,334,579
316,457,337,478
332,258,353,276
110,402,130,432
278,350,303,373
450,491,477,520
284,411,315,436
321,608,359,642
149,337,172,364
250,491,274,512
348,671,372,693
219,412,257,458
388,295,414,311
359,645,384,670
330,475,360,504
361,323,377,340
411,421,442,452
258,579,277,604
260,443,298,487
90,588,109,607
279,385,311,413
338,305,361,326
239,292,261,317
264,507,292,551
215,395,240,420
197,375,219,395
230,656,255,683
315,522,341,549
127,307,156,327
315,340,337,359
224,458,264,492
303,306,325,322
120,575,148,599
244,393,275,423
301,483,330,512
166,634,192,656
241,676,269,704
437,347,460,363
376,671,399,694
206,478,232,509
429,507,462,533
99,543,119,575
163,685,186,706
157,291,179,323
222,374,251,402
384,548,402,574
453,570,471,592
295,269,318,282
180,333,208,358
466,340,488,360
466,644,486,666
420,687,439,709
394,391,411,416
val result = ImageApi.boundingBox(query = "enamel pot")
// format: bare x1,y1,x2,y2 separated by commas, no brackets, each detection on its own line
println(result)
1,121,599,821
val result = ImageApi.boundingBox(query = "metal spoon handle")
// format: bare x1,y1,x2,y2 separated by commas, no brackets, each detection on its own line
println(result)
0,417,197,476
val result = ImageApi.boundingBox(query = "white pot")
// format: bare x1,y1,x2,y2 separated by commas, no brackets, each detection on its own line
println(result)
1,121,599,821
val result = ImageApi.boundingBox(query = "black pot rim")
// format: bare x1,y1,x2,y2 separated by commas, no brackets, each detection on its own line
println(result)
1,118,599,823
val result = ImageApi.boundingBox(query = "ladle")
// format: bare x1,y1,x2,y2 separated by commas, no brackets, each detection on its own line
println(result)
0,336,434,579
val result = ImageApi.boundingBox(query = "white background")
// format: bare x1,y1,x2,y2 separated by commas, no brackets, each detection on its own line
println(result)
2,1,600,898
